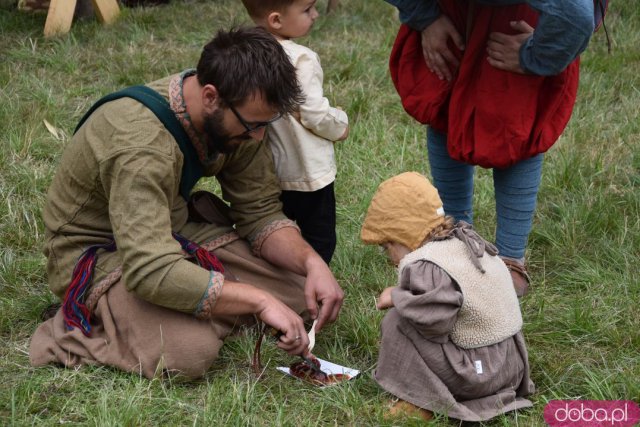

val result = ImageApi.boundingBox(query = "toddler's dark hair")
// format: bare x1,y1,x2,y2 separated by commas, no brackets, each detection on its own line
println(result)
241,0,296,20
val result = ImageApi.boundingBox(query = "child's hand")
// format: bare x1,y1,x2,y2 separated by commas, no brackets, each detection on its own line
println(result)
334,107,349,141
376,286,396,310
336,124,349,141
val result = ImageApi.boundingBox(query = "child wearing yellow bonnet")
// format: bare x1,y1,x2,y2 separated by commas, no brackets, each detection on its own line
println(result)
361,172,534,422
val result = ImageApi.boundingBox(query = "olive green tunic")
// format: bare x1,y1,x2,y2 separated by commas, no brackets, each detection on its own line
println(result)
43,74,288,314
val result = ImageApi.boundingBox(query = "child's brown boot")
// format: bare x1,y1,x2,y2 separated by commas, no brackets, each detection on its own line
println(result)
385,399,434,421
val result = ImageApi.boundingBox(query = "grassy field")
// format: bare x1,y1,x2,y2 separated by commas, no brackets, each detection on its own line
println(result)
1,0,638,425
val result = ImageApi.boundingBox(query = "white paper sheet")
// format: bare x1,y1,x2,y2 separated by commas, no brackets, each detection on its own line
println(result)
277,357,360,386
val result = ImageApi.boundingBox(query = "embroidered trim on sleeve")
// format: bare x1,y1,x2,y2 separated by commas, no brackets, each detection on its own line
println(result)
194,271,225,319
250,219,300,257
201,231,240,252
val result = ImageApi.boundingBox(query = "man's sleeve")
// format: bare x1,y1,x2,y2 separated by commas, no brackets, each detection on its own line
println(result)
216,140,298,255
520,0,594,75
100,145,223,317
384,0,441,31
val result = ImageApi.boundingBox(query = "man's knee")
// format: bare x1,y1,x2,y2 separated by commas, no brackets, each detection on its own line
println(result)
156,336,222,379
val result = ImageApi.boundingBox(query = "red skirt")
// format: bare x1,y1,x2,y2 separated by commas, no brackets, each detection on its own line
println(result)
389,1,579,169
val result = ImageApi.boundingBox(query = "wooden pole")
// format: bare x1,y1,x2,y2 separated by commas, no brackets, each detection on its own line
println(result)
43,0,77,37
91,0,120,24
43,0,119,37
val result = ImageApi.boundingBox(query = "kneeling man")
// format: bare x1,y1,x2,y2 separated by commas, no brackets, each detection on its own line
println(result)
30,27,343,379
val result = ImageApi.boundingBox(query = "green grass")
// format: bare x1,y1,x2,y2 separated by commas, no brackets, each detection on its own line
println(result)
1,0,639,425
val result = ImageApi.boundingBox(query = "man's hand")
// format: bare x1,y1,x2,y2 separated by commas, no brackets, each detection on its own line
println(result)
420,14,465,82
302,258,344,331
256,293,310,355
209,280,309,355
486,20,534,74
260,226,344,332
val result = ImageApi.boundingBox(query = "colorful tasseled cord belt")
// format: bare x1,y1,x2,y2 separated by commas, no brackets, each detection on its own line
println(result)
62,232,224,336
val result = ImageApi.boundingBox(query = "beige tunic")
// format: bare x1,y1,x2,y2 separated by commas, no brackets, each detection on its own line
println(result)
267,40,349,192
42,75,289,314
375,237,535,421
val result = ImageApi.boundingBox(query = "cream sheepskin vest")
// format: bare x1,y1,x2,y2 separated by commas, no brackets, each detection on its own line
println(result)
398,238,522,349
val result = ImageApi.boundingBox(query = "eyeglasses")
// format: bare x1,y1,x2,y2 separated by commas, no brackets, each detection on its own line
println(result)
228,103,282,135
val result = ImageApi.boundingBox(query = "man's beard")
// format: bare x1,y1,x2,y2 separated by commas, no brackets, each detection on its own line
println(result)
202,109,251,156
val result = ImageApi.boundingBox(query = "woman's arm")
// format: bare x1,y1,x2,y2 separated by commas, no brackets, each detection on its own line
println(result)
384,0,441,31
488,0,594,75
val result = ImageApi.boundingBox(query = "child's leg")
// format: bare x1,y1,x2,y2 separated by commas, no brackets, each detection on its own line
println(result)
280,183,337,264
492,154,544,260
427,127,475,224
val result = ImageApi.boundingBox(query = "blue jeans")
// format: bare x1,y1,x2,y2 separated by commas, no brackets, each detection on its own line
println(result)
427,127,543,260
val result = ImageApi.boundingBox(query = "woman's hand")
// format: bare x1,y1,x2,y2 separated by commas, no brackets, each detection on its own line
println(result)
420,14,465,81
486,20,534,73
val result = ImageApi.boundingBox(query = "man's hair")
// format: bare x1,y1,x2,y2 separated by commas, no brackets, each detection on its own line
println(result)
197,27,303,114
241,0,296,20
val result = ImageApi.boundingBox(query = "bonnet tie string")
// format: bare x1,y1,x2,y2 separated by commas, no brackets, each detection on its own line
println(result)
451,222,498,273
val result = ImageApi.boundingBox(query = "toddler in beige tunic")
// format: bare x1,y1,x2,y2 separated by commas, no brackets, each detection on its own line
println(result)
361,172,535,422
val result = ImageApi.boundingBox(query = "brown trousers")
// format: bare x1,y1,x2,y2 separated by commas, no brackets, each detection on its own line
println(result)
29,239,307,379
